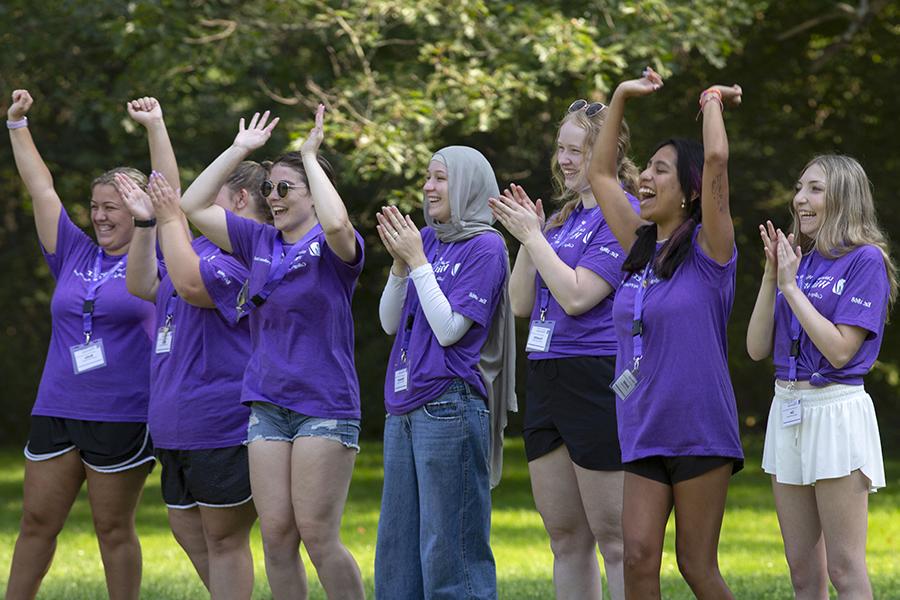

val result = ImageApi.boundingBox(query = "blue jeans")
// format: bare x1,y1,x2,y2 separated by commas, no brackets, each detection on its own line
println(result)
375,380,496,599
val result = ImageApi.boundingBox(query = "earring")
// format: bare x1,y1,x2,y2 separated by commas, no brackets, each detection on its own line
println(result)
681,198,686,209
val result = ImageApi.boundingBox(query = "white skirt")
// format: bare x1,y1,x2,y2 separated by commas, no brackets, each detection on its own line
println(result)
762,383,885,492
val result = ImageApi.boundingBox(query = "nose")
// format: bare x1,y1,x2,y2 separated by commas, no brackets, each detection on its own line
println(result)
423,177,434,192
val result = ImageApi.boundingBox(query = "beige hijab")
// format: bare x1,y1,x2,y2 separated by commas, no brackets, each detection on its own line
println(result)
426,146,517,488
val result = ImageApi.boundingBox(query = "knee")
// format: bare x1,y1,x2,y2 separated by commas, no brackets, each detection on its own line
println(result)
785,554,826,595
826,554,867,592
205,527,250,556
259,519,299,561
296,520,339,563
676,552,717,588
20,507,66,540
544,520,596,559
92,513,136,546
590,516,624,564
623,539,660,577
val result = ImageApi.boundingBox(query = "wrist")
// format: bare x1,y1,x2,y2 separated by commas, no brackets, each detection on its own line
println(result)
133,217,157,228
7,116,28,129
390,262,408,277
522,231,545,250
407,252,428,269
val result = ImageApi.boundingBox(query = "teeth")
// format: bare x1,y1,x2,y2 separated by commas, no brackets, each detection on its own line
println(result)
639,187,656,197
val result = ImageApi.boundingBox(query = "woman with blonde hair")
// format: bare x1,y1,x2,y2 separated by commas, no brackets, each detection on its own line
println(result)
490,99,639,600
747,154,894,599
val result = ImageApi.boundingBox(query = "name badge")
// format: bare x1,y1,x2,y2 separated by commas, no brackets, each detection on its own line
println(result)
155,326,175,354
781,397,802,427
610,368,639,401
525,320,556,353
394,368,408,392
70,339,107,374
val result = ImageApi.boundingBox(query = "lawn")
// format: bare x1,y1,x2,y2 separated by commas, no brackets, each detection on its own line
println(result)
0,438,898,599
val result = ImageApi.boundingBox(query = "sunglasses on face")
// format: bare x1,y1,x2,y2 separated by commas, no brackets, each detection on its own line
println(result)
261,180,303,198
567,99,607,117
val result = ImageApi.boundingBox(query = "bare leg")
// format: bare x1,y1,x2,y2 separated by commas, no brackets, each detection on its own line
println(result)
201,502,258,600
5,452,85,600
816,471,872,599
621,473,672,600
168,507,210,589
771,478,828,600
574,465,625,600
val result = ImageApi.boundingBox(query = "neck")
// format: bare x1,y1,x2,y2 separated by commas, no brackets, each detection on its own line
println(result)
579,189,598,209
655,216,687,242
282,216,318,244
103,244,129,257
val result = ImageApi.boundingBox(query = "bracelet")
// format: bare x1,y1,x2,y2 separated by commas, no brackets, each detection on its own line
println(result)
696,88,724,120
133,217,157,228
6,117,28,129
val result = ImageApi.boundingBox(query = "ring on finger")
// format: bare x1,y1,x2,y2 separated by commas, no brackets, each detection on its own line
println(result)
391,231,399,239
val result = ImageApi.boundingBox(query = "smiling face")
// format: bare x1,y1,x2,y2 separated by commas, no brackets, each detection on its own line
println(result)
423,160,451,223
556,120,589,192
637,144,686,227
793,163,827,238
91,184,134,255
265,164,315,236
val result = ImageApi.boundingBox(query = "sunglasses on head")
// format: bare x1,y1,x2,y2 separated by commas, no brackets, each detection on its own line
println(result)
567,99,607,117
261,180,303,198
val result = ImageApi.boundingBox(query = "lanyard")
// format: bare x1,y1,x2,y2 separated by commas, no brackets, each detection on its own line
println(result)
630,255,656,371
787,253,825,383
82,248,127,342
162,292,178,330
239,224,322,314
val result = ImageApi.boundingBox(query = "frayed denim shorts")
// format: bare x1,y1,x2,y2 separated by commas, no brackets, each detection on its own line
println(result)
246,401,360,452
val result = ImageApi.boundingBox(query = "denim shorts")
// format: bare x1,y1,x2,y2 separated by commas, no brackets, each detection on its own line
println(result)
246,401,360,452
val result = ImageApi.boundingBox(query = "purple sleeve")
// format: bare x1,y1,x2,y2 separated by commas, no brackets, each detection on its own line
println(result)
690,225,737,284
224,210,266,268
446,233,507,327
198,252,248,324
41,207,93,278
577,226,627,289
320,230,365,283
830,247,889,336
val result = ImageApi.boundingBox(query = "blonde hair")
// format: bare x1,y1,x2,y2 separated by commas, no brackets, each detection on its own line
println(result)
546,108,639,231
91,167,147,192
791,154,897,305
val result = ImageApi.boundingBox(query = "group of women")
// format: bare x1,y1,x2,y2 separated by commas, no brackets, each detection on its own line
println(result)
4,64,893,600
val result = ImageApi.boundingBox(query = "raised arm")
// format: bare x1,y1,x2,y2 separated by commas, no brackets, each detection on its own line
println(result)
696,85,742,265
114,174,159,301
181,111,279,252
588,68,663,252
775,230,867,368
7,90,63,252
746,221,780,360
149,173,215,308
492,184,612,316
126,97,180,192
299,105,357,263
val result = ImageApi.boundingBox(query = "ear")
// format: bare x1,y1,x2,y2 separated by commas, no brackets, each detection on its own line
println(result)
234,189,249,211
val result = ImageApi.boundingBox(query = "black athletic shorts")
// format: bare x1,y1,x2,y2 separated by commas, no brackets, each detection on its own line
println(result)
157,446,253,509
523,355,622,471
25,415,155,473
623,455,744,486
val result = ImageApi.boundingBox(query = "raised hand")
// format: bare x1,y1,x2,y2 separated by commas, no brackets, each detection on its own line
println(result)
615,66,664,100
759,220,782,281
503,184,545,230
113,173,154,221
707,84,743,107
233,110,280,153
299,104,325,157
126,96,163,127
376,206,426,268
147,171,182,225
775,229,802,292
489,191,543,245
8,89,33,120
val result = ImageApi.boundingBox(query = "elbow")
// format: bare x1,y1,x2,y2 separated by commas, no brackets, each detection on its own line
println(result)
435,334,456,348
704,148,729,167
510,299,532,319
559,298,588,317
827,352,853,370
321,219,353,238
173,280,208,305
746,345,768,362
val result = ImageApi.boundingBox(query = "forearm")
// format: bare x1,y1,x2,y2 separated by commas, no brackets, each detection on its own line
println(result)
782,285,860,368
746,277,776,360
157,218,214,307
379,271,408,335
181,145,246,216
509,245,538,317
698,100,734,260
302,152,356,261
410,264,473,347
145,120,180,193
588,90,641,251
125,227,160,301
523,234,611,315
9,128,62,248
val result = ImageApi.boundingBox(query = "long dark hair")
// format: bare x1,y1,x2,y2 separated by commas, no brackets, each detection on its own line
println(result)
622,138,704,279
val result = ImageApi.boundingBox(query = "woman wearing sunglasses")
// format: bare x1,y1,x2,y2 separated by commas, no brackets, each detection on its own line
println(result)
117,105,271,596
374,145,515,600
489,99,639,600
179,106,365,600
589,68,744,599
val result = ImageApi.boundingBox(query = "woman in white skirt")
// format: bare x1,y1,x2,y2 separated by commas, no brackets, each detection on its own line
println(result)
747,154,895,599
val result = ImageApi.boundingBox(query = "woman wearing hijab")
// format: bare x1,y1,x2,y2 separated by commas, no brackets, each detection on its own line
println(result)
373,146,516,600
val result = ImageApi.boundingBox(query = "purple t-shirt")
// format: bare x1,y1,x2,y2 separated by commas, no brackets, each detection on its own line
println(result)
528,195,639,359
384,228,507,415
612,226,743,462
149,236,252,449
773,245,889,385
225,211,364,419
34,208,155,422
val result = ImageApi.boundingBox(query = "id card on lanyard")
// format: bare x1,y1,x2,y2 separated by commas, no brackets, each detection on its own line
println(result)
155,292,178,354
71,248,126,374
610,258,653,401
237,225,322,316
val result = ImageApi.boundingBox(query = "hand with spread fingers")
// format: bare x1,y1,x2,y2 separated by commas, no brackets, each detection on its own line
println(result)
147,172,182,226
299,104,326,157
113,173,154,221
126,96,163,127
233,110,280,153
489,185,543,246
775,229,802,292
376,205,427,269
759,220,781,281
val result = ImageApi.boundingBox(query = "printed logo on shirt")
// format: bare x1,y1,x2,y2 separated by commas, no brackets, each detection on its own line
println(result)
434,258,451,274
851,296,872,308
309,242,321,257
809,275,834,290
596,245,620,259
451,263,461,276
214,268,233,285
468,291,488,305
253,256,272,265
833,278,845,295
72,264,126,283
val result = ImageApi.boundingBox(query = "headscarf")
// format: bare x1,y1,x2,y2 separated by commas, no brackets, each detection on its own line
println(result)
425,146,518,488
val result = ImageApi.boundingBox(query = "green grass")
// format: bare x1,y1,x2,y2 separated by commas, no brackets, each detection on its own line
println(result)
0,438,898,598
